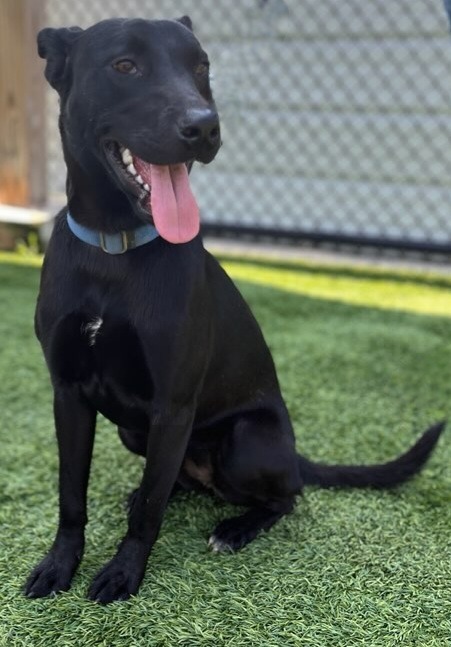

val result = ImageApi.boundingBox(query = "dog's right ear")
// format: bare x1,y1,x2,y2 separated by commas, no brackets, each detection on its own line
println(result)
37,26,83,93
176,15,193,31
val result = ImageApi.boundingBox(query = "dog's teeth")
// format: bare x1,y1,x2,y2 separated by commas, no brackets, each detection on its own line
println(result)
127,163,137,176
122,148,132,165
144,183,150,192
136,174,144,185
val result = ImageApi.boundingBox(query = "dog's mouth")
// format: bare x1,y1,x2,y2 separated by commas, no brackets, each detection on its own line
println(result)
103,141,199,244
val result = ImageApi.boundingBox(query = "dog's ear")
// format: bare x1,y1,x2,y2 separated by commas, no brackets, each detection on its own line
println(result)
37,26,83,93
176,15,193,31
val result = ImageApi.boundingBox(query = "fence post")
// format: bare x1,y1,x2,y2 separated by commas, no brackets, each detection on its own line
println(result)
0,0,46,207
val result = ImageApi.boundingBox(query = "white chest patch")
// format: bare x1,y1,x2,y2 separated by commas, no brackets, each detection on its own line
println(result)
83,317,103,346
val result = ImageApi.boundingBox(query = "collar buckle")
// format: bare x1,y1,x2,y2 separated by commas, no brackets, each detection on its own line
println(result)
99,230,130,254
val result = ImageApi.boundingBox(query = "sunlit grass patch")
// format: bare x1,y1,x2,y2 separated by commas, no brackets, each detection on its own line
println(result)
0,252,450,647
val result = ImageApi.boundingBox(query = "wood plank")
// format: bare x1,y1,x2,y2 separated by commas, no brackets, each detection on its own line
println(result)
0,0,46,206
0,204,51,225
0,1,28,205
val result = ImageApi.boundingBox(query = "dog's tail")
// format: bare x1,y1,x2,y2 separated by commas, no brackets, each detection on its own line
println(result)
297,421,445,489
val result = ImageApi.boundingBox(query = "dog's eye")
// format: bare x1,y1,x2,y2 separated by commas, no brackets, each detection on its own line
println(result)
195,61,209,76
113,59,138,75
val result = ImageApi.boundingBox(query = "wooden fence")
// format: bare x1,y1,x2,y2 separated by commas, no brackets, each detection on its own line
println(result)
0,0,46,207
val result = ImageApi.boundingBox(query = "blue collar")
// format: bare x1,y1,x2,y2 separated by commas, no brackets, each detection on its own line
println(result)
66,212,159,254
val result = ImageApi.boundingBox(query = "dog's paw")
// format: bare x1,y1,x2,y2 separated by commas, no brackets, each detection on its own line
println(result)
208,534,236,553
208,515,260,553
88,558,144,604
25,550,79,598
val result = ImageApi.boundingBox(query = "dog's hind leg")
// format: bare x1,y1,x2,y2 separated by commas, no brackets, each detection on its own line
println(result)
208,500,295,552
208,409,301,552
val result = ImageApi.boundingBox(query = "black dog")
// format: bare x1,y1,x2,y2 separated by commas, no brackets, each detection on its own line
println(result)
25,17,444,604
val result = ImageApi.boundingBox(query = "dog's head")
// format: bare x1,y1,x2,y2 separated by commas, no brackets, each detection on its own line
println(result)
38,18,221,242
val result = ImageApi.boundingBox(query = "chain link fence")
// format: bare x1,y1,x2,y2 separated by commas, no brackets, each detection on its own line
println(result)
45,0,451,253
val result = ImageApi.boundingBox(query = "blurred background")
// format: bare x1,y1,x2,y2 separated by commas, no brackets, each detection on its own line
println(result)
1,0,451,257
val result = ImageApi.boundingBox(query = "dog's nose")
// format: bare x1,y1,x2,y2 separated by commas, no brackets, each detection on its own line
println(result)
178,108,220,151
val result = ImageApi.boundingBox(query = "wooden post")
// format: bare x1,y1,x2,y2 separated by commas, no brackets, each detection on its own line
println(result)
0,0,46,207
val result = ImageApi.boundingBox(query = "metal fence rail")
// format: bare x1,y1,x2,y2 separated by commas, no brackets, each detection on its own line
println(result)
45,0,451,253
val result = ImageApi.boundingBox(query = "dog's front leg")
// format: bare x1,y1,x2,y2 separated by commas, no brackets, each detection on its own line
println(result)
88,405,194,604
25,388,96,597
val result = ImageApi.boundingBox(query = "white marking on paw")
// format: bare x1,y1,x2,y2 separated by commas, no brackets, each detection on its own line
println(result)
83,317,103,346
207,535,234,553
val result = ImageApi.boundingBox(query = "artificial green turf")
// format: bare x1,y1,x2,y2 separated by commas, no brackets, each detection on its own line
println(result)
0,252,450,647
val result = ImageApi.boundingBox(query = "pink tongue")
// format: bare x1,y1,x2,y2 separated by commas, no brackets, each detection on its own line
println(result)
133,159,199,244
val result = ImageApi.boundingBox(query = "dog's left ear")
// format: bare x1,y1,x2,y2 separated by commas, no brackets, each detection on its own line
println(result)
176,15,193,31
37,26,83,94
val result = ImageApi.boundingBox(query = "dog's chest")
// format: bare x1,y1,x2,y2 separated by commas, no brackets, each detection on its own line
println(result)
49,310,152,425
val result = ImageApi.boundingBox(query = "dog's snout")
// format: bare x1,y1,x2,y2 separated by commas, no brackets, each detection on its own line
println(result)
178,108,220,152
